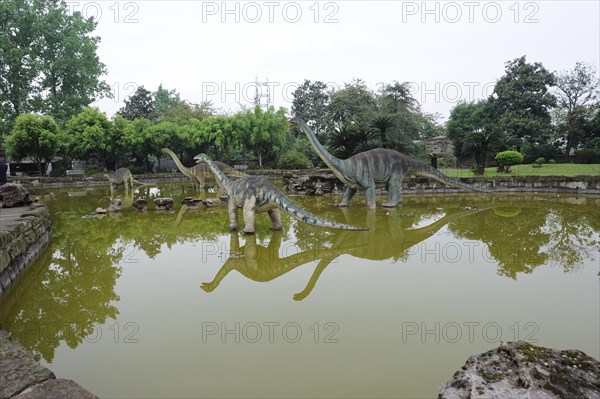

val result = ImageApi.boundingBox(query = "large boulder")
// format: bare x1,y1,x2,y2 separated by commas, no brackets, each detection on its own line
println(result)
439,341,600,399
0,183,32,208
133,199,148,211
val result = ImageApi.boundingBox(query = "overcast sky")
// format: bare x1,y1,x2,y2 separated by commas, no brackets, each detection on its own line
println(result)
82,0,599,120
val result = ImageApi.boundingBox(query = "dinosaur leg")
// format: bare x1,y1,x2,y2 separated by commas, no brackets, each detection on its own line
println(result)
268,208,282,230
365,184,377,209
382,174,404,208
339,187,357,207
228,201,239,231
242,197,257,234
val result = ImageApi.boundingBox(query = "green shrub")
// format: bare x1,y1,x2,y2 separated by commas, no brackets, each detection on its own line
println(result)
129,165,147,174
548,159,556,164
495,150,524,173
532,157,545,168
277,151,313,169
577,138,600,164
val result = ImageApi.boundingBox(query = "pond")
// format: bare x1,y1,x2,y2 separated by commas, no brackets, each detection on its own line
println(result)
1,183,599,398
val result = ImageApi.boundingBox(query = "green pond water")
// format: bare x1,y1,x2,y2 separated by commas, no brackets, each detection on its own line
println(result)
1,183,599,398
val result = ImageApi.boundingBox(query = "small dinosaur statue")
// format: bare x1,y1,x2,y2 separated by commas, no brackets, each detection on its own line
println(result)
194,153,368,233
291,118,488,208
104,168,146,190
161,148,245,189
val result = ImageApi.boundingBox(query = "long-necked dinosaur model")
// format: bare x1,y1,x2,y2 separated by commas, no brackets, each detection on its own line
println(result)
161,148,245,189
194,153,368,233
291,118,488,208
104,168,147,190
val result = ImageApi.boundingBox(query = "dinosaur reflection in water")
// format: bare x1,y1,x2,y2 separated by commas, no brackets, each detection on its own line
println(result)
201,207,484,300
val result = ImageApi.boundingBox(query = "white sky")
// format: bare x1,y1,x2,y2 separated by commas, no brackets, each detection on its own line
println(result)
80,0,600,121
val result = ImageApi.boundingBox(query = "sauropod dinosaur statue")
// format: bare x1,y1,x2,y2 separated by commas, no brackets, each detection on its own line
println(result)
291,118,488,208
194,153,368,233
161,148,245,189
104,168,147,190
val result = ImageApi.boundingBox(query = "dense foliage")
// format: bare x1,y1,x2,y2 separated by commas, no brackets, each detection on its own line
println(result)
0,0,109,141
495,151,525,173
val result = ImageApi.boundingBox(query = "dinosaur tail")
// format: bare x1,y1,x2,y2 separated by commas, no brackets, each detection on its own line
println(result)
131,177,149,186
269,192,368,231
413,163,489,193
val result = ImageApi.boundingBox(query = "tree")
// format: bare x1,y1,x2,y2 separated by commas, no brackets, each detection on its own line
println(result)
0,0,39,136
117,86,155,121
489,56,556,144
193,115,237,161
64,107,113,170
5,113,62,174
33,2,109,123
495,150,524,173
291,80,332,137
370,114,395,147
153,84,185,120
328,79,377,129
327,123,378,159
235,106,288,168
161,101,213,123
377,81,418,115
122,118,153,171
148,120,180,170
463,128,503,174
110,115,130,168
0,0,109,134
554,62,600,154
447,101,491,162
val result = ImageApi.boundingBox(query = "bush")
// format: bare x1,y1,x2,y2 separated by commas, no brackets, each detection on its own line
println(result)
548,159,556,164
532,157,545,168
495,150,524,173
85,166,100,176
576,138,600,164
128,165,147,174
277,151,313,169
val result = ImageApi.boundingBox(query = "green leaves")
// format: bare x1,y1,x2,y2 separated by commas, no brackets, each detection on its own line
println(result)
495,150,524,173
490,56,556,143
0,0,109,131
5,113,62,173
118,86,155,122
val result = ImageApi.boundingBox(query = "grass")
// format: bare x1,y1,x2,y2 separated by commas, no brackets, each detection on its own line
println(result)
438,164,600,178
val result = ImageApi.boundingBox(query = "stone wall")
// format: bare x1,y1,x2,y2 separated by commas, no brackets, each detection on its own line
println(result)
0,203,51,295
283,174,600,195
0,330,97,398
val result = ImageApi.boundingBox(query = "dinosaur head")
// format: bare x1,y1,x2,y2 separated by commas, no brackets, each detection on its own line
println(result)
161,148,170,154
194,153,211,164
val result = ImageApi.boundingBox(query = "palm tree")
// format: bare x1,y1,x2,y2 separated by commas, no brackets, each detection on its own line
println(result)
370,114,395,147
327,124,378,159
462,129,503,174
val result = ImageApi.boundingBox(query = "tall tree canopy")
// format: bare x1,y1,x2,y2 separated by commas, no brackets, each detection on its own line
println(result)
117,86,155,122
291,80,332,137
0,0,109,139
553,62,600,154
64,106,114,170
153,84,185,120
489,56,556,144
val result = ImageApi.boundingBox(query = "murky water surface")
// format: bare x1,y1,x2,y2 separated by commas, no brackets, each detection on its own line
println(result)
1,183,599,398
